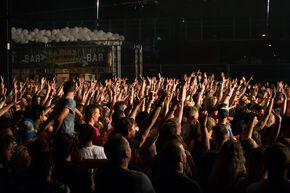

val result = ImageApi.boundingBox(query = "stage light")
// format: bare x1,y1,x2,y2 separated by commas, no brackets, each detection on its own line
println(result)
268,44,272,47
157,36,162,40
261,33,267,37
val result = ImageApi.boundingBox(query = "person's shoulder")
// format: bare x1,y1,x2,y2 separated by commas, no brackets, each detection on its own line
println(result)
127,169,150,180
246,180,266,193
47,181,70,193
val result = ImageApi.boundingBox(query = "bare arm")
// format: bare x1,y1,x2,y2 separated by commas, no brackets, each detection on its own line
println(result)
200,111,210,150
242,116,258,141
52,108,69,137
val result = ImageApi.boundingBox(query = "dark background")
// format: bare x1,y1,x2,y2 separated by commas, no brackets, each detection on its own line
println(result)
1,0,290,83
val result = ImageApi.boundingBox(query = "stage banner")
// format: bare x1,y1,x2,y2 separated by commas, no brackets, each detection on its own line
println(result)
12,45,113,68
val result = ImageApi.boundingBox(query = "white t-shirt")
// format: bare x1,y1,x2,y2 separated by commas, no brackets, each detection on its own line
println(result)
79,145,107,160
79,145,107,176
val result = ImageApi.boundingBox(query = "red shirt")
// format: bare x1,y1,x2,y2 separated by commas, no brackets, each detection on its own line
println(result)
92,126,103,146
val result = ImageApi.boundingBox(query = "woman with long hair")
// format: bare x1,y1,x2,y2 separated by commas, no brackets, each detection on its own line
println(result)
208,140,246,193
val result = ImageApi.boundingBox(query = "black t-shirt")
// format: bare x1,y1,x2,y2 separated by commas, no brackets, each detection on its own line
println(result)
0,166,10,193
95,166,155,193
153,172,202,193
247,179,290,193
53,161,91,193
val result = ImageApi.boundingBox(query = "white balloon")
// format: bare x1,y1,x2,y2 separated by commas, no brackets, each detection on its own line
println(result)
23,29,28,34
30,31,35,37
16,28,22,35
46,30,51,36
52,29,57,35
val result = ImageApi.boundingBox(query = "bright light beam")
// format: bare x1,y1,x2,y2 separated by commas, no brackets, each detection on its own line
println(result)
266,0,270,32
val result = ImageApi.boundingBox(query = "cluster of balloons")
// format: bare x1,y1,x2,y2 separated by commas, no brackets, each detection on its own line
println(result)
11,27,125,44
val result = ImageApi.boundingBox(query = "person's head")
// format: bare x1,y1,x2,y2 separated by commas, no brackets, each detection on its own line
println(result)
251,104,264,118
32,95,41,106
53,134,74,162
209,140,246,185
242,138,259,160
104,134,131,167
115,117,137,138
208,107,218,121
84,104,101,124
159,137,187,173
19,120,35,142
183,106,199,123
114,101,127,114
111,111,124,128
63,81,75,95
246,147,266,181
204,96,217,111
135,111,149,130
212,124,229,149
33,152,55,183
10,145,31,173
0,134,15,164
160,118,181,137
77,124,94,145
264,143,290,179
217,104,229,122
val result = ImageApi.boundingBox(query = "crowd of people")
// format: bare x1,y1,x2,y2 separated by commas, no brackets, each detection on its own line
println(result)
0,71,289,193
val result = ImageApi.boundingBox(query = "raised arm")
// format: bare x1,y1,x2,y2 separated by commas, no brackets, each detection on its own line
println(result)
200,111,210,150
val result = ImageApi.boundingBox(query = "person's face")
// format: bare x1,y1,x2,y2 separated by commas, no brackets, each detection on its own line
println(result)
124,137,132,161
5,142,14,161
120,104,127,112
193,112,199,120
36,97,41,105
93,108,100,123
24,149,31,167
178,143,187,163
129,123,138,138
21,98,29,106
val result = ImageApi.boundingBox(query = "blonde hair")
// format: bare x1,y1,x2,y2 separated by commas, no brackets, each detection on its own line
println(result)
204,96,217,110
207,117,216,132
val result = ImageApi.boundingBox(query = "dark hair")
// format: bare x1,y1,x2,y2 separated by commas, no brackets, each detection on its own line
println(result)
0,134,14,162
264,143,290,178
104,134,128,165
212,124,229,145
34,152,55,183
160,138,183,166
115,117,134,137
112,111,124,126
53,134,74,161
24,105,44,121
247,147,266,182
159,118,179,139
135,111,149,129
209,140,246,185
63,81,75,93
85,104,101,120
78,124,95,142
114,101,126,113
157,119,180,153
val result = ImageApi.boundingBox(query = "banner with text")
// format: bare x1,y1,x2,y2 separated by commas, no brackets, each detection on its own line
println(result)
12,46,113,69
